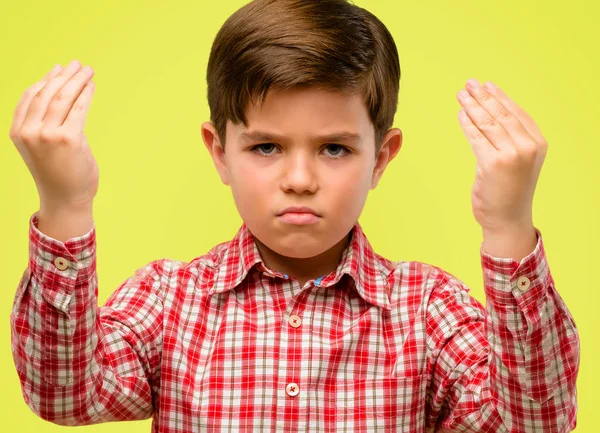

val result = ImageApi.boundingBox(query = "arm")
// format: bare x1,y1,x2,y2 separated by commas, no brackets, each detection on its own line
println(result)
424,227,580,432
10,211,166,426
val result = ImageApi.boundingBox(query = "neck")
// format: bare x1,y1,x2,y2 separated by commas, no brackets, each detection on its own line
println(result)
253,231,352,284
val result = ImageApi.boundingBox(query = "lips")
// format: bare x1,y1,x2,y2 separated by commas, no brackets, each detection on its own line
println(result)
278,206,320,216
278,212,321,225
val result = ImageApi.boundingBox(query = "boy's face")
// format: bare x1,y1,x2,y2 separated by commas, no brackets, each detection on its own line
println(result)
201,87,401,270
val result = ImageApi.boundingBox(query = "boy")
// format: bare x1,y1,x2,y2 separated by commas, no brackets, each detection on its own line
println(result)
9,0,579,431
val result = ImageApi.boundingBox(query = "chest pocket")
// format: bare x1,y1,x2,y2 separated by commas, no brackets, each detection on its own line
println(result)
334,374,428,432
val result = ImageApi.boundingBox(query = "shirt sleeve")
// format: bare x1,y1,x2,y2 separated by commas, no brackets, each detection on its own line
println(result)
9,211,167,426
424,227,580,432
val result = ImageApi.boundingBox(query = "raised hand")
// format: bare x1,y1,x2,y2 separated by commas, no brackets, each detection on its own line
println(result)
457,78,548,234
9,59,98,212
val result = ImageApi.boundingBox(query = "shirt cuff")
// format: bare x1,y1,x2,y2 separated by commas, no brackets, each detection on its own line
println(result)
480,227,551,310
30,211,96,261
27,211,97,311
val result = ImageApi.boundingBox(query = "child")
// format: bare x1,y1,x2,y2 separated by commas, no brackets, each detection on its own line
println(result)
9,0,579,431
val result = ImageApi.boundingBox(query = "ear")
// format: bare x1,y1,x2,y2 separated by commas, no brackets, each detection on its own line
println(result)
370,128,402,190
201,121,230,186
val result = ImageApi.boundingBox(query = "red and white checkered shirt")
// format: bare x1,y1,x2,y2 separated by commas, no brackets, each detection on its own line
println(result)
10,211,579,432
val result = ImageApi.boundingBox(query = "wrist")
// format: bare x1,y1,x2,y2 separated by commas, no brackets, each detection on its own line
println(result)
482,224,532,239
37,202,94,242
39,197,94,216
481,223,537,261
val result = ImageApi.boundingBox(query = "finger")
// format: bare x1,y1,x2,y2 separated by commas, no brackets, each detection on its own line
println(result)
10,64,63,136
44,65,94,127
483,81,546,144
63,80,95,133
457,88,512,152
458,108,494,164
466,79,534,151
22,59,82,129
43,64,63,81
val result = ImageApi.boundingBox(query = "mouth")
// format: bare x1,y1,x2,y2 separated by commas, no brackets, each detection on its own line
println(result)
277,212,321,225
277,206,320,217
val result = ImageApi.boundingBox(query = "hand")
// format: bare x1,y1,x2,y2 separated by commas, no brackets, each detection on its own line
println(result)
9,59,98,211
457,78,548,232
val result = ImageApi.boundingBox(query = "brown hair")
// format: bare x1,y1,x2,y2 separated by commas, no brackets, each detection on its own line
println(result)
206,0,401,156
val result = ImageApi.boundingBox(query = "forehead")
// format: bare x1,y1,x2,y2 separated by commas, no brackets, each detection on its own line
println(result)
230,87,372,142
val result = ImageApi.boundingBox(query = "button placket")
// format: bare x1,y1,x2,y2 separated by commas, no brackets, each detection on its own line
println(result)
284,311,302,401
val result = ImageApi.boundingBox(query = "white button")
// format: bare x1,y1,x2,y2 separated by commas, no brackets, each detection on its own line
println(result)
286,382,299,396
54,257,69,270
517,276,531,291
289,314,302,328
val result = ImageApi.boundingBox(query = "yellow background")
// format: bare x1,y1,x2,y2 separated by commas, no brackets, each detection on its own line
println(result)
1,0,597,431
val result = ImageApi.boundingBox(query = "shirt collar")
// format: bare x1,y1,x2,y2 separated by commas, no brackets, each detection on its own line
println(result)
209,221,392,310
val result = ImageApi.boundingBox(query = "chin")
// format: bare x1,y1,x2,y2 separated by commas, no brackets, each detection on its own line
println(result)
254,228,325,257
271,235,325,256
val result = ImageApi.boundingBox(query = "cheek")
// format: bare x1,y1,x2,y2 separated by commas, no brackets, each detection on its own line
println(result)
230,163,271,191
327,164,372,207
331,161,371,191
228,162,270,207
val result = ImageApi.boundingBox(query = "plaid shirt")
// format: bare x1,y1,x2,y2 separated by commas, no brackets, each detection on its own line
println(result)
10,211,579,432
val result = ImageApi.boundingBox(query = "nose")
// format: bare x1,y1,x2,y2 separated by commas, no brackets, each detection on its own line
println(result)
280,152,318,194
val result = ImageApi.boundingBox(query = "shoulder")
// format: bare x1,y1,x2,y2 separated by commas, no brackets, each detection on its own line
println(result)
142,238,233,294
378,253,472,305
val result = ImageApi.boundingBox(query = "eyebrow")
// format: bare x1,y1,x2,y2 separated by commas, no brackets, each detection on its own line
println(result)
238,130,363,145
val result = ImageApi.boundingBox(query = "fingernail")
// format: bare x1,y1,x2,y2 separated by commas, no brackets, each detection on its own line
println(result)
51,64,62,73
484,81,495,91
